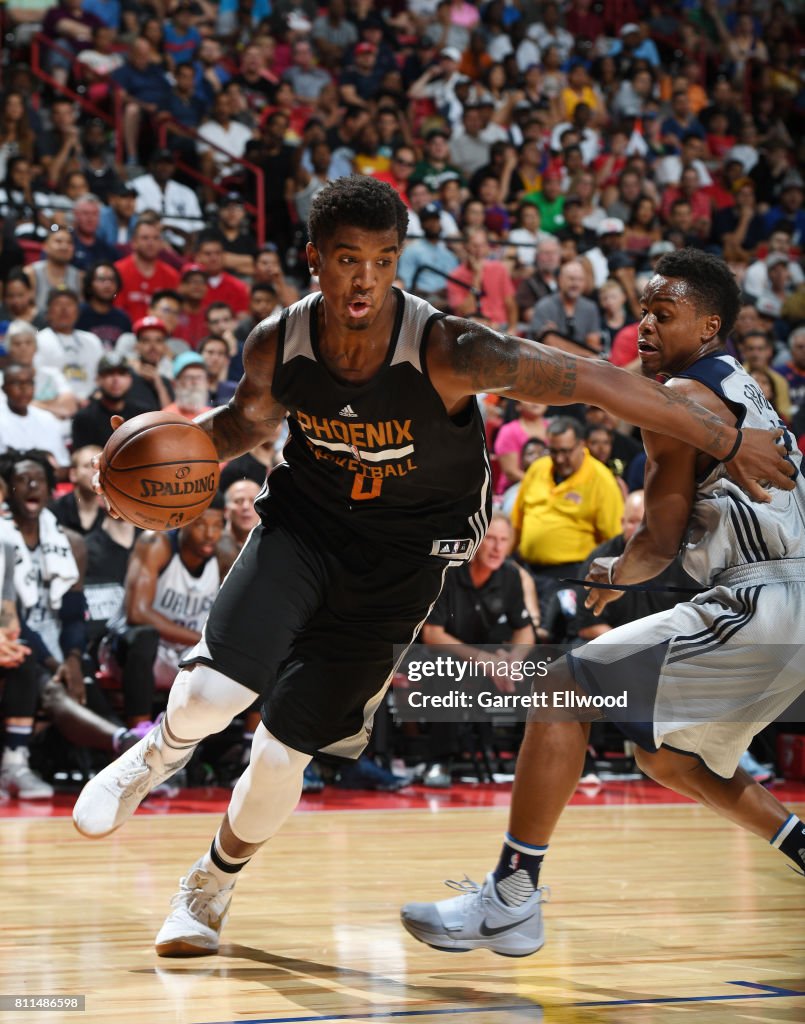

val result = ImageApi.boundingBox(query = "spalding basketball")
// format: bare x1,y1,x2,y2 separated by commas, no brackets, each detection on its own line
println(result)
99,411,220,531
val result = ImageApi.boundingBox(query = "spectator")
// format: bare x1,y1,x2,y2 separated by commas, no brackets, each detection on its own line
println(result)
515,236,561,324
114,289,188,367
197,91,253,184
0,451,86,797
372,145,418,207
0,366,70,470
1,320,78,420
739,329,792,420
597,279,635,355
661,90,706,152
774,326,805,417
232,44,277,121
163,1,201,70
507,202,553,275
655,132,713,191
283,39,331,103
206,193,257,278
411,128,465,194
230,284,279,379
202,302,239,357
97,182,137,252
195,235,250,316
339,42,384,107
623,196,662,266
529,260,602,351
0,92,35,180
71,193,119,274
127,315,174,410
71,353,149,450
42,0,103,88
51,445,104,536
557,195,597,256
523,169,565,235
493,401,549,492
711,179,766,258
36,289,104,402
418,512,536,787
447,227,517,333
102,497,225,726
406,180,460,240
174,264,209,348
25,228,82,314
111,37,172,167
130,151,204,252
763,172,805,245
0,271,39,327
166,62,208,140
294,140,332,224
311,0,359,70
76,261,131,347
450,105,491,178
198,335,237,407
512,415,623,616
397,203,459,308
162,352,212,420
113,214,181,323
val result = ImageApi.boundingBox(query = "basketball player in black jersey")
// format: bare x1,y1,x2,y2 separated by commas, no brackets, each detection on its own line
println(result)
73,177,794,957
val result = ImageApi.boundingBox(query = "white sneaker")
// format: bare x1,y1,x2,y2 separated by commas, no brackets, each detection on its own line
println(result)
401,874,549,957
155,864,235,957
72,724,194,838
0,749,54,800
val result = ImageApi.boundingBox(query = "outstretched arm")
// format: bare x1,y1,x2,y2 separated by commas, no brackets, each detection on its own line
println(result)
194,313,288,461
428,319,794,501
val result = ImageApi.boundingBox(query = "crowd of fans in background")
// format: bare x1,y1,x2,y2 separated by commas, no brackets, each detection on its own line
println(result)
0,0,802,797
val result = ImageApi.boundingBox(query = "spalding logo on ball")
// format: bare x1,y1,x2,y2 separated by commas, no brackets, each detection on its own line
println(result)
100,411,221,531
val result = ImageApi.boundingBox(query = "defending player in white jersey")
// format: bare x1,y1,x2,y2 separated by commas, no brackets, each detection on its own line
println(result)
402,248,805,958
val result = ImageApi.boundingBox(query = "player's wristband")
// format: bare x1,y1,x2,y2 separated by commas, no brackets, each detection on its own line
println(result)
721,428,743,463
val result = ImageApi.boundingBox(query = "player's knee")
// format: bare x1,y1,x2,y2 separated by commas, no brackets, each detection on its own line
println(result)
167,664,255,737
247,723,310,783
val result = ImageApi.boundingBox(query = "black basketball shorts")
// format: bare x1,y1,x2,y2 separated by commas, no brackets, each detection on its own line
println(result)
181,515,447,759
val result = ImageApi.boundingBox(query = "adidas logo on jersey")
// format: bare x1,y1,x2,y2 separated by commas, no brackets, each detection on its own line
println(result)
339,404,358,418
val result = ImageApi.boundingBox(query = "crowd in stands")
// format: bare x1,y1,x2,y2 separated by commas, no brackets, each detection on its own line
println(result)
0,0,802,796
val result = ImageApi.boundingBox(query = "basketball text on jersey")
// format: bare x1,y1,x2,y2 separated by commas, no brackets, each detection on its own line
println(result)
295,409,417,500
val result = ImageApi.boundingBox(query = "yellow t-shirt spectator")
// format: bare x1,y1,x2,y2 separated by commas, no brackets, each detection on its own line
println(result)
512,449,624,566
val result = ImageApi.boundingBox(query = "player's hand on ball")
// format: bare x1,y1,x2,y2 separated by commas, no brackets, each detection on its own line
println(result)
584,556,624,616
92,416,125,518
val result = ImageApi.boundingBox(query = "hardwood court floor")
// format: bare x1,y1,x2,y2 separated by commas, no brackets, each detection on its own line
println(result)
2,786,804,1024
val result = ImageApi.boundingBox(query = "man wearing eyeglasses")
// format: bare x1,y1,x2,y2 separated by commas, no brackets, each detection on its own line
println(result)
512,415,623,623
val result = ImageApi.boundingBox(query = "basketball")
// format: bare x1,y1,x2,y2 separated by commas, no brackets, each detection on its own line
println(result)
99,411,220,531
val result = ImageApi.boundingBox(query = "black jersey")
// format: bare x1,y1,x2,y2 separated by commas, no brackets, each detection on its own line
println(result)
260,288,492,567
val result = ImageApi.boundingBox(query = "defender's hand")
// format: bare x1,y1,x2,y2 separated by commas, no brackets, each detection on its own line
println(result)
584,556,624,616
725,428,795,503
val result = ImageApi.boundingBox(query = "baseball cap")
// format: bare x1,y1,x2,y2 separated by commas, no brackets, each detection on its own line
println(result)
133,315,168,336
766,252,790,269
151,148,175,163
620,22,640,36
173,351,206,377
440,47,462,63
649,240,675,258
755,294,782,318
781,171,804,191
425,127,450,141
597,217,625,237
219,191,243,207
98,352,132,375
420,203,441,221
354,42,376,56
181,262,206,279
109,182,137,197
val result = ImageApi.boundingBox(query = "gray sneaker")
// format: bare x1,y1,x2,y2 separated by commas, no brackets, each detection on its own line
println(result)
72,724,194,838
155,863,235,957
0,750,54,800
401,874,549,957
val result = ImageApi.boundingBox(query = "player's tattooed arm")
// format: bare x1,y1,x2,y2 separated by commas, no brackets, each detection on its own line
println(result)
430,318,794,501
195,313,288,461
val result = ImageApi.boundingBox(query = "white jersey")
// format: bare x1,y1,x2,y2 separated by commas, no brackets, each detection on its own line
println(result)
675,352,805,587
152,538,220,653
